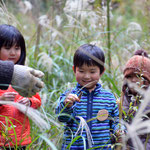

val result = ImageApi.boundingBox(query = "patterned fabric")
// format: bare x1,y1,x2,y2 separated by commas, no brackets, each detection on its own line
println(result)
123,55,150,82
0,85,41,147
56,83,119,150
0,61,14,90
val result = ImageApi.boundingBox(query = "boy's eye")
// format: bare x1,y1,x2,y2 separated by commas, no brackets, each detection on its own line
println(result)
78,69,84,73
91,71,95,73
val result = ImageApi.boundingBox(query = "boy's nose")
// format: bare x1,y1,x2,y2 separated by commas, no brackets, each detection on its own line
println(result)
84,73,90,79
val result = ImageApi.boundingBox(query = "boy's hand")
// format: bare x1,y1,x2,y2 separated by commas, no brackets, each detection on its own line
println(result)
18,98,31,106
0,92,17,101
64,94,80,108
115,130,125,143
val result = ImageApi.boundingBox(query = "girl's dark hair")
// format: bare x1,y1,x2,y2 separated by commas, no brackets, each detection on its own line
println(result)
134,49,148,58
0,24,26,65
73,44,105,74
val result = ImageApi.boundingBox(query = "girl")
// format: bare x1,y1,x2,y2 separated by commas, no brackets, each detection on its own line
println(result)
0,24,41,149
122,50,150,149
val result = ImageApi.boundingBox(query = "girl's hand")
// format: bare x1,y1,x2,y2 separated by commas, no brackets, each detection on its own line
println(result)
64,94,80,108
18,98,31,106
0,92,17,101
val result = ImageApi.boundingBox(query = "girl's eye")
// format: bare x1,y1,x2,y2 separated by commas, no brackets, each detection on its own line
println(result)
79,70,84,73
136,74,141,79
126,75,132,78
5,47,10,50
91,71,95,74
15,47,20,50
143,78,149,85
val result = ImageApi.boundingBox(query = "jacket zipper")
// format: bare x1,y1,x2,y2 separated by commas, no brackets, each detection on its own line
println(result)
87,92,93,148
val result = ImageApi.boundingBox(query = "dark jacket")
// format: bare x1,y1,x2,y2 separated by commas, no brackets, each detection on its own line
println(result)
0,61,14,90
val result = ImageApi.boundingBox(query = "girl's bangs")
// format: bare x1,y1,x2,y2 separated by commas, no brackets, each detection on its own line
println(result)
3,35,20,47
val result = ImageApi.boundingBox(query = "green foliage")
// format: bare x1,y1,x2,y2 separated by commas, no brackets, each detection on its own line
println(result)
0,0,150,149
66,136,86,150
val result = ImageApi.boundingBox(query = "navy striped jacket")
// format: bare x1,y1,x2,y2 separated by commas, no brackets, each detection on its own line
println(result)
56,83,119,150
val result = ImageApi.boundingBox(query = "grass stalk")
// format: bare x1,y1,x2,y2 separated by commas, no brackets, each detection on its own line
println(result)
106,0,111,79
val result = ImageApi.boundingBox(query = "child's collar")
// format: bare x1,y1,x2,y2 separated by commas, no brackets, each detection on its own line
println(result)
76,83,101,93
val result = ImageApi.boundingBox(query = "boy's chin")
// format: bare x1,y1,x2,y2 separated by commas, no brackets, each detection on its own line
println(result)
85,85,96,92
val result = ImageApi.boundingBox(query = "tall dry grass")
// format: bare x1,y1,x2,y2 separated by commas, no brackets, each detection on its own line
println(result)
0,0,150,149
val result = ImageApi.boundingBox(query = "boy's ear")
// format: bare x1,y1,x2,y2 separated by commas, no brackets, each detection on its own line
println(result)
72,66,76,73
100,68,105,77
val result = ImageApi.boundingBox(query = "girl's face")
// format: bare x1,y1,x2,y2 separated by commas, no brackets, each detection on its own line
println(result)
0,44,21,64
73,64,104,92
126,74,150,95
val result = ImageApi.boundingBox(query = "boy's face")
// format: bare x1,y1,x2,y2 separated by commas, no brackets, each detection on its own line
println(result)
73,64,104,92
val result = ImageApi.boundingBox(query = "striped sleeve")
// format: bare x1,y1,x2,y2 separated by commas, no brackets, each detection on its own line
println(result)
109,93,120,133
55,92,75,123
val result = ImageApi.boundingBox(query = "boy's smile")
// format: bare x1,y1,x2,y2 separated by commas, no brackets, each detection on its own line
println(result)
73,64,103,92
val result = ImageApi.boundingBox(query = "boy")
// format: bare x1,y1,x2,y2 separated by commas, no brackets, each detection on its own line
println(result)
56,44,120,149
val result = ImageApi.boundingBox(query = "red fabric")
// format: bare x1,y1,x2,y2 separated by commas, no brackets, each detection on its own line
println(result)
124,55,150,81
0,85,41,147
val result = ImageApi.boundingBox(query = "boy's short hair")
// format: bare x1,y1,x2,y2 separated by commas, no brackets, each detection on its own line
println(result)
73,44,105,74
